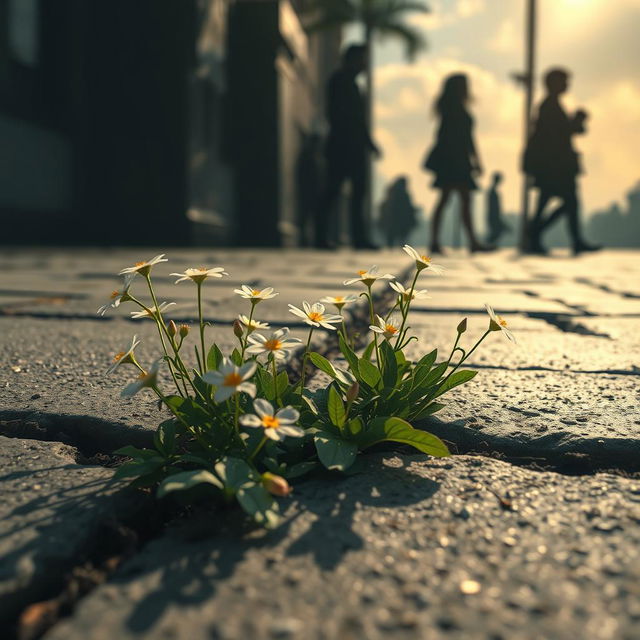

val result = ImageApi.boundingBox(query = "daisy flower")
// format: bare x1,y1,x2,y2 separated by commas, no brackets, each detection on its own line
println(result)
319,294,358,312
389,281,431,302
239,399,303,441
119,254,168,277
130,302,176,319
369,314,402,341
402,245,445,274
246,328,301,360
233,285,278,303
170,266,228,284
485,303,516,343
106,335,141,375
288,302,342,330
344,265,395,287
97,273,136,316
201,358,257,402
238,314,270,334
121,359,161,398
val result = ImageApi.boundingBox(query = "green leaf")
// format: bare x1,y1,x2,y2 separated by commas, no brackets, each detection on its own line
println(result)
314,432,357,471
236,484,280,528
163,395,211,427
113,445,159,460
412,401,446,419
327,385,346,428
277,370,290,395
380,339,398,387
256,367,276,401
157,469,223,498
301,393,319,415
414,361,448,390
206,344,224,371
432,370,477,398
231,348,243,366
346,416,364,437
417,348,438,369
308,352,337,378
357,417,449,458
215,456,258,491
358,358,381,388
338,334,359,373
362,340,375,361
113,457,165,480
154,420,176,457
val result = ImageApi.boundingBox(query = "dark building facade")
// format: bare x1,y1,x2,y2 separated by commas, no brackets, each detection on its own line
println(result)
0,0,340,246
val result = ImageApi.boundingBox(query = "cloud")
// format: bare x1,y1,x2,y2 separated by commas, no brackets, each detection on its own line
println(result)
487,18,519,54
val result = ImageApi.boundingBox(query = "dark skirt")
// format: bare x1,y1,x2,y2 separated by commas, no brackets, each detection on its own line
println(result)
423,145,477,190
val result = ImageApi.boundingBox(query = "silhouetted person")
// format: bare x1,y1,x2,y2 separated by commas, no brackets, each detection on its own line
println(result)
423,73,493,254
485,171,511,244
296,132,324,246
316,44,381,249
378,176,418,247
524,67,601,255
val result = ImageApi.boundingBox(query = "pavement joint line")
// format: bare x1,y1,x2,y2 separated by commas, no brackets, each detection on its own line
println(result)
448,363,640,376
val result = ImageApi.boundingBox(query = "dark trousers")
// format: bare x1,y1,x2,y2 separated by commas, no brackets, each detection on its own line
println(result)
316,153,368,247
531,185,581,247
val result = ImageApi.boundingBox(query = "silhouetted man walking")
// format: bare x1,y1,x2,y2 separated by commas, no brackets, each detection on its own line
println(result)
316,45,381,249
524,68,600,255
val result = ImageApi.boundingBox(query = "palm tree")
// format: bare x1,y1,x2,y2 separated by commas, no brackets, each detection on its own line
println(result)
304,0,430,223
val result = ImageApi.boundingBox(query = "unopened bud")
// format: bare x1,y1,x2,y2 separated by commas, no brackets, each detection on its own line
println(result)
457,318,467,334
261,472,292,497
178,323,190,338
346,381,360,404
167,320,177,337
233,319,244,339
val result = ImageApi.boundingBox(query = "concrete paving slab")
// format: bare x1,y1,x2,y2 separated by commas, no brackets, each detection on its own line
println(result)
43,454,640,640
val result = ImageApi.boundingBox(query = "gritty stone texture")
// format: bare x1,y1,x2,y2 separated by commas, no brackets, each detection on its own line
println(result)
0,436,137,625
44,454,640,640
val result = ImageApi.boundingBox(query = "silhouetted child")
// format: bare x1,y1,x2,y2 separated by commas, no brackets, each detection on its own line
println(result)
485,172,511,244
378,176,418,247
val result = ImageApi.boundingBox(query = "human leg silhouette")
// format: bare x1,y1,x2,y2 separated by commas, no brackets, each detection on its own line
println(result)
526,189,553,254
348,160,372,248
430,187,452,253
459,187,494,253
315,159,346,248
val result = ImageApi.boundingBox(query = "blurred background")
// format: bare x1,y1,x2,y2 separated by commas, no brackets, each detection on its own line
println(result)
1,0,638,248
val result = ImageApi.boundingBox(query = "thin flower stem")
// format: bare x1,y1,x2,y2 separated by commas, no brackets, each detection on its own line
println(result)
394,270,419,349
446,332,462,366
366,287,381,367
271,356,279,406
197,282,206,375
234,394,240,433
250,434,268,461
299,327,314,392
240,304,255,359
340,313,349,345
438,330,490,391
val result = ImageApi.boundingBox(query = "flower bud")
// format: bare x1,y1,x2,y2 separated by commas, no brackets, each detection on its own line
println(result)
178,324,190,338
261,472,292,497
457,318,467,334
233,319,244,339
346,381,360,404
167,320,177,337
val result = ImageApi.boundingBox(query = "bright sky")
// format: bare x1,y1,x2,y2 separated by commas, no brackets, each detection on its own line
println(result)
349,0,640,217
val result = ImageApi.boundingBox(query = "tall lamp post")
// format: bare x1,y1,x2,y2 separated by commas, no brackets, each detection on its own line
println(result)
518,0,538,252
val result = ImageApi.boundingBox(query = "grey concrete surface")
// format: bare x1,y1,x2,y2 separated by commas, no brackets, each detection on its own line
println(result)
44,454,640,640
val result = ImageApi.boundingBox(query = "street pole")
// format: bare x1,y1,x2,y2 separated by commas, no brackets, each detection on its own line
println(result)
519,0,537,252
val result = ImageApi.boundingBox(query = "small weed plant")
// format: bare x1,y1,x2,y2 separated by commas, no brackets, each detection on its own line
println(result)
102,246,515,527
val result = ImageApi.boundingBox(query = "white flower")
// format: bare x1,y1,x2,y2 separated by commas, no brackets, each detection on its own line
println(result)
201,358,257,402
389,281,431,302
246,328,301,360
238,314,270,334
106,335,141,375
97,273,136,316
233,285,278,303
119,254,168,277
121,359,161,397
402,245,445,274
485,303,516,343
288,302,342,330
319,294,358,311
130,302,176,319
369,314,402,340
239,399,303,441
344,265,395,287
170,266,228,284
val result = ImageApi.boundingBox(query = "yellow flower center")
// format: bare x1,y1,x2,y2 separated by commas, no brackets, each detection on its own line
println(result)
134,261,146,267
308,311,323,322
420,255,431,264
252,289,261,296
223,372,243,387
385,325,398,335
358,270,367,276
110,290,120,299
199,267,208,272
264,339,282,351
262,416,280,429
113,351,125,362
499,317,507,328
334,296,344,302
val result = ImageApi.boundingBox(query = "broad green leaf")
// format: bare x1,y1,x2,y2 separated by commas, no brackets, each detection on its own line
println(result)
276,370,290,395
327,385,346,427
163,395,211,427
256,367,276,401
215,456,258,491
206,344,224,371
357,417,449,458
412,401,446,420
285,460,318,479
334,366,357,387
236,483,280,529
380,339,398,387
301,393,319,415
362,340,375,361
154,420,176,457
358,358,381,388
113,457,165,479
415,361,448,390
308,352,337,378
346,416,364,437
432,370,477,398
157,469,223,498
338,334,360,373
417,349,438,369
314,433,358,471
231,348,243,366
113,446,159,460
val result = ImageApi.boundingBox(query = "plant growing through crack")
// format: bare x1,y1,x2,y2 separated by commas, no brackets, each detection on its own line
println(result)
101,247,515,527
